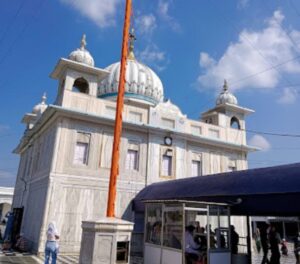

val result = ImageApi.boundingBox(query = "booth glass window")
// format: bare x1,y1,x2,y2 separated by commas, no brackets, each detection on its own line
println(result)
163,205,183,250
145,204,162,245
208,206,230,250
184,205,208,251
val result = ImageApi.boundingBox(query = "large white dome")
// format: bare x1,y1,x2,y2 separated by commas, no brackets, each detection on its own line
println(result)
98,58,164,105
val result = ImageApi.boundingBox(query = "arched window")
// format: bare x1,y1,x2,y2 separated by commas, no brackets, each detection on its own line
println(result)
72,78,89,94
205,118,213,124
230,116,241,129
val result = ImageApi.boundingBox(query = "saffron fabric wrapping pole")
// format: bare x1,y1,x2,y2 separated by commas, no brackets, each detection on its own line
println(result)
106,0,132,217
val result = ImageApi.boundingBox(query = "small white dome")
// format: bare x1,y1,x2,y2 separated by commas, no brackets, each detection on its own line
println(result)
98,58,164,104
68,34,95,67
32,93,48,115
156,99,184,116
216,80,238,105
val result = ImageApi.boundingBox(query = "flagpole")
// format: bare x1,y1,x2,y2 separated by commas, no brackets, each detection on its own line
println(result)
106,0,132,217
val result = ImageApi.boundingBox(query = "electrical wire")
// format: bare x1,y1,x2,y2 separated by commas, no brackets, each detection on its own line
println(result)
231,57,300,87
210,0,297,90
243,129,300,138
0,0,48,66
262,1,300,54
0,0,26,47
288,0,300,21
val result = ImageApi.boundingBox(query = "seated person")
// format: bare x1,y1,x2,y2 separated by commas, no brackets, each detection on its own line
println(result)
170,234,182,249
185,225,201,261
15,233,28,252
197,227,207,249
195,221,201,233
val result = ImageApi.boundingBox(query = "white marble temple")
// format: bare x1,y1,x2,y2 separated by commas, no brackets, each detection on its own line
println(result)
12,35,256,254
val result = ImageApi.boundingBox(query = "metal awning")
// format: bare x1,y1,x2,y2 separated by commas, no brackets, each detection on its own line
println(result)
133,163,300,216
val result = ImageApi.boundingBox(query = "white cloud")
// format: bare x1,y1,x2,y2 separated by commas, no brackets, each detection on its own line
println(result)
157,0,181,32
199,52,216,68
136,14,157,35
249,135,271,151
137,44,168,72
198,10,300,91
60,0,120,28
277,87,298,104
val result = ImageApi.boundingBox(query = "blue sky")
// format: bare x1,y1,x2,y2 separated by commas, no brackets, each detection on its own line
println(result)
1,0,300,186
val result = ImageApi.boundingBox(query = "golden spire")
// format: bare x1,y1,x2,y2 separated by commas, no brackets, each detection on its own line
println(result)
128,28,136,60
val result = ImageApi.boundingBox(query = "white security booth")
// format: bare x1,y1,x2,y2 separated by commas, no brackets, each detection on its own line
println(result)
143,200,249,264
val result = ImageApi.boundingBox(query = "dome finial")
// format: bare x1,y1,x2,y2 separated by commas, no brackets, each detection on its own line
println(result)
128,28,136,60
80,34,87,50
223,79,228,91
42,92,47,104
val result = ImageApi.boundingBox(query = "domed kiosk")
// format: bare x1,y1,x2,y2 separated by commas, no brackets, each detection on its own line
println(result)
216,79,238,105
32,93,48,116
68,34,95,67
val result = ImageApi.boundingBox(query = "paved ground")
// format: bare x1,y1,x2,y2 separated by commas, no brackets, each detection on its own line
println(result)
252,243,296,264
0,244,297,263
0,252,79,264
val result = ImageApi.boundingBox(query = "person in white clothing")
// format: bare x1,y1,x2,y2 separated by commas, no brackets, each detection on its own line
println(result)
44,222,59,264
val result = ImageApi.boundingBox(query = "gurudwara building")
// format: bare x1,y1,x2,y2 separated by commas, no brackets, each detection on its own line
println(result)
12,35,256,254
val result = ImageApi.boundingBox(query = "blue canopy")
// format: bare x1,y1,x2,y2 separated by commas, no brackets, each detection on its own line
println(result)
133,163,300,216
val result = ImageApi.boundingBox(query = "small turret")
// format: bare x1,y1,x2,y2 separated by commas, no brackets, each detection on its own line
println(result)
201,80,254,130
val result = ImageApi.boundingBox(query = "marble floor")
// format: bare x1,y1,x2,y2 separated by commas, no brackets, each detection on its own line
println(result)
0,252,79,264
0,245,297,264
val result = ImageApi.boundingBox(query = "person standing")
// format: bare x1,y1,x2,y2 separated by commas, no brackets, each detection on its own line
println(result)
230,225,239,254
269,225,281,264
260,223,270,264
255,228,262,253
44,222,59,264
3,211,14,242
